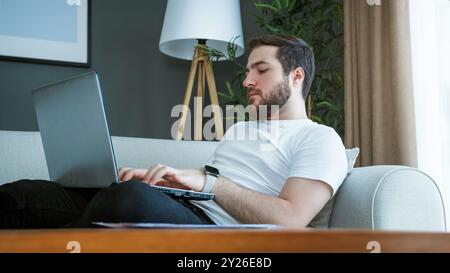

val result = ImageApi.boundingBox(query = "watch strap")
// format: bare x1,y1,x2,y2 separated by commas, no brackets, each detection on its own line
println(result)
202,173,217,193
201,165,220,193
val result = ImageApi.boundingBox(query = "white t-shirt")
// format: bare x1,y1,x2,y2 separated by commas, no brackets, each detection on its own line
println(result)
190,119,348,225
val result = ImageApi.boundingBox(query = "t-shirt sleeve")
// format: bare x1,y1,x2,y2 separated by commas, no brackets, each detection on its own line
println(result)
288,126,348,195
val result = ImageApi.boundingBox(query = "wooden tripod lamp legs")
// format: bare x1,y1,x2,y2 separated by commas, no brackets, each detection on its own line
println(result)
204,58,224,140
175,48,224,141
175,57,198,140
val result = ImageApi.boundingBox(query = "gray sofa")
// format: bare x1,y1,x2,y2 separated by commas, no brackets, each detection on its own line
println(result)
0,130,446,231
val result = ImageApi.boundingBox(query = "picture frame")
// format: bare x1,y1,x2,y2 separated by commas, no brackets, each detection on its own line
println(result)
0,0,90,67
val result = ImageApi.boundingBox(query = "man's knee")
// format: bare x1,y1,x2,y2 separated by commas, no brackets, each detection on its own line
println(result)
0,180,78,228
78,181,176,226
0,180,61,209
79,181,212,227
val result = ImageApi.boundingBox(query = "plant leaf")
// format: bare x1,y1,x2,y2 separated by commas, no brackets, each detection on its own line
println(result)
255,3,280,13
274,0,282,10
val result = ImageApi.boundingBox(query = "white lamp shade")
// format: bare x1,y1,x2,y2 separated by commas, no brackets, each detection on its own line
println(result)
159,0,245,61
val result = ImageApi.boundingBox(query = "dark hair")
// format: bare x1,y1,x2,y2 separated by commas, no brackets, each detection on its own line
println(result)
248,35,315,100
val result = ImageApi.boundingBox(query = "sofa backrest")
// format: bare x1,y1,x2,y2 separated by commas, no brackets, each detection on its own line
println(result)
0,130,218,184
0,131,49,184
112,136,218,170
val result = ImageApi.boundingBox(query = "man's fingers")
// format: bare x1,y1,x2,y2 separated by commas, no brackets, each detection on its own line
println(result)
119,167,131,181
120,165,177,185
122,169,135,181
163,167,179,182
154,167,172,185
142,166,156,183
147,166,168,185
119,168,147,182
143,164,165,183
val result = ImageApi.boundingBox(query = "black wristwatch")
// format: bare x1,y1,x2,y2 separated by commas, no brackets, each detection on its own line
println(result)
201,165,220,193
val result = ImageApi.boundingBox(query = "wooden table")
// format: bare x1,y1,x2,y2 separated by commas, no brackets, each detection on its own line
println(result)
0,228,449,253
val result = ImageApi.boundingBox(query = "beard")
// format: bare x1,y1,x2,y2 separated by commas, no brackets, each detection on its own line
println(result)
248,78,291,119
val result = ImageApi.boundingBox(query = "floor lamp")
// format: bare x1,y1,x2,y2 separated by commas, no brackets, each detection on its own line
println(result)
159,0,244,141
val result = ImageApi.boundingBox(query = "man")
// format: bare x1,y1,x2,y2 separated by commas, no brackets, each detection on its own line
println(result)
0,35,347,228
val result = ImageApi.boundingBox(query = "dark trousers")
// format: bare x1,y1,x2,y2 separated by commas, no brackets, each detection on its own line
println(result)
0,180,213,229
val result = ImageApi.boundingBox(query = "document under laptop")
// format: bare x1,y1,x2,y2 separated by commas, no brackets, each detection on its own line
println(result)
32,71,214,201
93,222,279,229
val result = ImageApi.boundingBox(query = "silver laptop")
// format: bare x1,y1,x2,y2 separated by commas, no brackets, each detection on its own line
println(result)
32,71,214,201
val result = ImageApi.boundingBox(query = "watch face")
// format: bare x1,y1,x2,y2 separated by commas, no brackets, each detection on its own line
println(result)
205,165,219,175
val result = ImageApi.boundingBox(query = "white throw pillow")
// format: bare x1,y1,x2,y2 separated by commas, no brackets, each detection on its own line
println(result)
345,147,360,174
308,147,360,229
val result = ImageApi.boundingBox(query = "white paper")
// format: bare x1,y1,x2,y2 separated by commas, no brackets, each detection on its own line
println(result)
93,222,279,229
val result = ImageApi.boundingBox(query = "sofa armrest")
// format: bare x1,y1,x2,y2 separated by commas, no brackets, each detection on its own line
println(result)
330,166,447,231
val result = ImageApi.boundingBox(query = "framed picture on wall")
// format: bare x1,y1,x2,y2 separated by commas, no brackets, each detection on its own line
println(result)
0,0,90,67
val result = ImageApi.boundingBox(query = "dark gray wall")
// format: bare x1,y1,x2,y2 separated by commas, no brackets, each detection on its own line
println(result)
0,0,264,139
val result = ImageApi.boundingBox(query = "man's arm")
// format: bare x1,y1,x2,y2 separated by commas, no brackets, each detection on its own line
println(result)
212,176,333,227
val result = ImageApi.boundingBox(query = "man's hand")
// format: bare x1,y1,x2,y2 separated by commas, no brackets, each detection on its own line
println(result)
118,164,206,192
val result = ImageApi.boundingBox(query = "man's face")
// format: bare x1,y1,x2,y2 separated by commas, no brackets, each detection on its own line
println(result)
243,46,291,115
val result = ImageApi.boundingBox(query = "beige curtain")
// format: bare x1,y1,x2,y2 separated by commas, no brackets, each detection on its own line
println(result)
344,0,417,167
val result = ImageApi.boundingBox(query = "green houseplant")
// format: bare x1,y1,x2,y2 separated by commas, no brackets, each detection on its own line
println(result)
207,0,345,138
